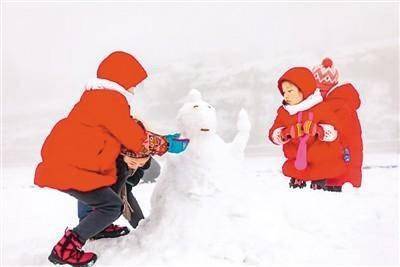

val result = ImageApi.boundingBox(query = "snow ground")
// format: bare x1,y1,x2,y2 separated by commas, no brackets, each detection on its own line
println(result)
1,153,399,267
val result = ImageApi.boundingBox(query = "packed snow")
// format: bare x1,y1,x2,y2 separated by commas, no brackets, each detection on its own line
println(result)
2,153,398,266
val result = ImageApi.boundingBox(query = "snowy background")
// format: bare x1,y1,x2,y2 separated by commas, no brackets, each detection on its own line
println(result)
2,2,399,267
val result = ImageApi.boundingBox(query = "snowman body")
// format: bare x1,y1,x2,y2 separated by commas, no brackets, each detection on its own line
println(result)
135,90,251,260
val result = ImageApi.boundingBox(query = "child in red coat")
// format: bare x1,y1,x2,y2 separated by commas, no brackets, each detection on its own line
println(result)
312,58,363,190
269,67,347,190
35,51,189,267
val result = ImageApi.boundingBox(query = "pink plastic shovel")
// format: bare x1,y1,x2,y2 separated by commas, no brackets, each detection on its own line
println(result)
294,112,313,171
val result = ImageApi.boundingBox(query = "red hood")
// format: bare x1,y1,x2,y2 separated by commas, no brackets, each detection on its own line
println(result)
278,67,317,98
327,83,361,110
97,51,148,90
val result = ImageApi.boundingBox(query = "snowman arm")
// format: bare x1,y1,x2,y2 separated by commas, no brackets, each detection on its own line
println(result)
230,109,251,153
231,131,251,153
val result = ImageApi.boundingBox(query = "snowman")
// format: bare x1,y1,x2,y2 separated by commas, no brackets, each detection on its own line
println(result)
132,89,252,262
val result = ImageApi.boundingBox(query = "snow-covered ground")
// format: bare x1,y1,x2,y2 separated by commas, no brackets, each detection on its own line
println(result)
2,153,398,266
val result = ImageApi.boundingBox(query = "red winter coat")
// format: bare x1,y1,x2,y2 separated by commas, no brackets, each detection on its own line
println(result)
325,83,363,187
269,67,347,180
34,89,147,192
270,104,347,180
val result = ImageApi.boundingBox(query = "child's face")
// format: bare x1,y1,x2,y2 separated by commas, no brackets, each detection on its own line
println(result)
282,81,303,105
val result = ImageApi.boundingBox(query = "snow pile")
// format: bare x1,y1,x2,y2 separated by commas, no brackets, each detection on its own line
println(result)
103,89,252,263
2,154,398,266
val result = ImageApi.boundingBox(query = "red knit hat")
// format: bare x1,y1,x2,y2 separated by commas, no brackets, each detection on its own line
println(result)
312,58,339,90
97,51,148,90
278,67,317,98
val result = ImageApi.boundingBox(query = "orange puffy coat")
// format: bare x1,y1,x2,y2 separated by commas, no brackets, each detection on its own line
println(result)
34,90,147,192
35,51,149,192
269,67,347,180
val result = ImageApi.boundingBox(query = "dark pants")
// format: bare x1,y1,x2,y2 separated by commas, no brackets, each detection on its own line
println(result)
67,188,123,242
74,156,146,241
77,189,144,229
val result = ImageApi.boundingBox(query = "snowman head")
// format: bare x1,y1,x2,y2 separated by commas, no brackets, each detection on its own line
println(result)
177,89,217,138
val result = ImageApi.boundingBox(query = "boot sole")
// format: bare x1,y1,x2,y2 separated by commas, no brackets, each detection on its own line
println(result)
48,252,97,267
90,229,130,240
289,184,306,189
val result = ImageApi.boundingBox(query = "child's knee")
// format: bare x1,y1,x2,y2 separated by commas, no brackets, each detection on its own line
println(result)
113,199,124,218
103,196,123,219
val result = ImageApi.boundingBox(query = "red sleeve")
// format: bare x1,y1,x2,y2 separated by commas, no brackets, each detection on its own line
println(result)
268,107,287,143
324,100,355,147
317,103,348,143
96,92,147,153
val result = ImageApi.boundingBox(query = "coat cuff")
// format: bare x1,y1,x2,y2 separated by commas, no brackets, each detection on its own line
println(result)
319,124,338,142
271,127,288,145
121,132,168,158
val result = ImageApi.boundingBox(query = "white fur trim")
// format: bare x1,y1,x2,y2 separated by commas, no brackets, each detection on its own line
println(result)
319,124,337,142
271,127,288,145
85,78,133,99
283,89,323,115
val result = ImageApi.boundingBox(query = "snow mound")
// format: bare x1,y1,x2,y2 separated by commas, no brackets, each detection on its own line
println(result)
107,89,252,263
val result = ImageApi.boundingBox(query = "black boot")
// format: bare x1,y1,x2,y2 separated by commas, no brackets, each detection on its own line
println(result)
289,178,307,189
90,224,130,240
310,179,327,190
325,185,342,192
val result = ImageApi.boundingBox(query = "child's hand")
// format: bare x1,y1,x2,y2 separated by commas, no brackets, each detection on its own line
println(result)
314,124,338,142
123,155,150,169
280,127,293,142
282,124,304,140
302,121,323,136
302,120,313,135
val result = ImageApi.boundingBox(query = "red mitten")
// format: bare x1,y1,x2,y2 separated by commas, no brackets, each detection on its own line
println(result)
283,123,304,140
316,126,325,139
280,127,292,142
303,120,326,139
302,121,322,136
302,120,314,135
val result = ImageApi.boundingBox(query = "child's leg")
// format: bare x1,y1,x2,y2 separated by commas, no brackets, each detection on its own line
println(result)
310,179,327,190
325,177,343,187
77,201,93,221
289,178,306,189
76,156,127,222
66,187,123,242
